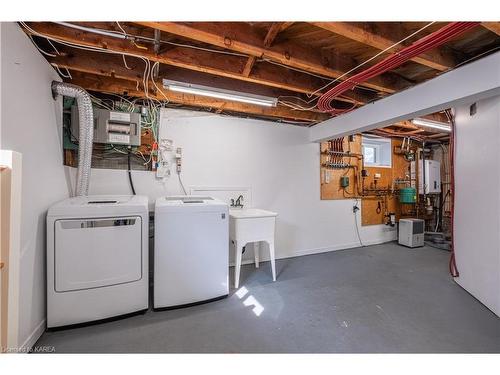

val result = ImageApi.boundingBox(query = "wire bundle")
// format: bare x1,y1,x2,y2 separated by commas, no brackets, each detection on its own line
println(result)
318,22,480,114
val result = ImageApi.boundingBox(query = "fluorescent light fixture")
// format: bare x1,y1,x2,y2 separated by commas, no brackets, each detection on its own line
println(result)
412,118,452,133
163,79,277,107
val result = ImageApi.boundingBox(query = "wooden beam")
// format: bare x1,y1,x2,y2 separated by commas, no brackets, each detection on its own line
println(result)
46,46,335,101
25,23,370,106
67,71,329,123
263,22,289,47
311,22,456,71
310,51,500,142
25,23,371,106
135,22,410,93
481,22,500,35
242,22,292,77
242,56,256,77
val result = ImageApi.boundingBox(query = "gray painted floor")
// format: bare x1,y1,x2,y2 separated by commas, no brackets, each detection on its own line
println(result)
36,242,500,353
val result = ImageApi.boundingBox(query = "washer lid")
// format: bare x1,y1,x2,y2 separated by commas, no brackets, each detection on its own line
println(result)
155,195,228,213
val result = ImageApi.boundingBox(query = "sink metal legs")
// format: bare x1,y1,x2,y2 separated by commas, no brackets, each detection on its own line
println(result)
254,242,259,268
234,241,243,289
269,242,276,282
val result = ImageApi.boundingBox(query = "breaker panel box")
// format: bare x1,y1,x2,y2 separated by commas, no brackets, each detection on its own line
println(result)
71,106,142,146
412,159,441,194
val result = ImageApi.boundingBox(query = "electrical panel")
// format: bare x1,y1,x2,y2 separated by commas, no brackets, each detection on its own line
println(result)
417,160,441,194
71,106,142,146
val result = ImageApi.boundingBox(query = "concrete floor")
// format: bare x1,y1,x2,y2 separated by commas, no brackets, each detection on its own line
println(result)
36,242,500,353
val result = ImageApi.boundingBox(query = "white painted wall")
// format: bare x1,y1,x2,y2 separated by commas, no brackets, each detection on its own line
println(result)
80,108,396,265
0,23,71,348
454,95,500,317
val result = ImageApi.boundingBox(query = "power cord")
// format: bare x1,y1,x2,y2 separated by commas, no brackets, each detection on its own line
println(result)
178,173,187,195
127,149,136,195
353,200,364,247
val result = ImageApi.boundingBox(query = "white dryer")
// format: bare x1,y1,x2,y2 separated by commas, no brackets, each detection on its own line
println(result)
47,195,149,328
154,196,229,309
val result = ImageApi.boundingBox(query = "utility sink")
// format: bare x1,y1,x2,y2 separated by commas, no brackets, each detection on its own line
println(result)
229,208,277,241
229,208,278,288
229,208,278,219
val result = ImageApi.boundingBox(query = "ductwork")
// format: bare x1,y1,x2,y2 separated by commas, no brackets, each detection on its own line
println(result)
52,81,94,196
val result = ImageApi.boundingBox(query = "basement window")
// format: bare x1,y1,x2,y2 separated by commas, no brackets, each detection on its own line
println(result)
362,135,392,168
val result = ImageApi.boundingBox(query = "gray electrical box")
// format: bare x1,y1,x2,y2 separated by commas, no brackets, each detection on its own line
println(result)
71,106,142,146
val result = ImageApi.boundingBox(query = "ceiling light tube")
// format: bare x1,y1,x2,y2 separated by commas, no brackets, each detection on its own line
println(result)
163,79,277,107
412,118,452,133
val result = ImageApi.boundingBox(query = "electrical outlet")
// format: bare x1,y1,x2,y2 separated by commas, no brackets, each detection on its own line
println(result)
156,161,170,179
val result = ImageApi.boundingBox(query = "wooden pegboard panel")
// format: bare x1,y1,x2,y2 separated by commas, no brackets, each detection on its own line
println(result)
320,135,363,200
320,136,412,226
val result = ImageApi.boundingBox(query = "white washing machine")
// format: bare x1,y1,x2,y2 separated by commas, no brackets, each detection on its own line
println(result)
154,196,229,309
47,195,149,328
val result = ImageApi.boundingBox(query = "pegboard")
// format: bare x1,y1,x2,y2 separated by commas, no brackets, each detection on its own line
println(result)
320,136,412,226
320,136,362,200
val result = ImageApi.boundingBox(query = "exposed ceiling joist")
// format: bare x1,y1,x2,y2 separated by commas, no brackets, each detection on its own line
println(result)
67,71,328,123
311,22,456,71
134,22,410,94
242,22,293,77
242,56,257,77
263,22,293,47
46,46,331,102
310,51,500,142
26,23,368,106
481,22,500,35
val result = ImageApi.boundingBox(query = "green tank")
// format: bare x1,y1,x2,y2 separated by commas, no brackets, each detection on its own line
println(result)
399,187,417,204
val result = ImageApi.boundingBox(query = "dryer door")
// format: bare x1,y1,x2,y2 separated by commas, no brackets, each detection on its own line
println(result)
54,216,142,292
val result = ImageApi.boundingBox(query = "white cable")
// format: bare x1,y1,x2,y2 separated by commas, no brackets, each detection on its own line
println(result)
268,21,437,106
278,99,320,111
54,64,72,78
47,38,61,55
20,22,153,102
62,21,248,58
111,145,128,154
122,54,132,70
115,21,127,36
306,21,437,98
64,67,72,79
178,173,188,195
150,61,170,103
353,199,365,247
27,34,57,57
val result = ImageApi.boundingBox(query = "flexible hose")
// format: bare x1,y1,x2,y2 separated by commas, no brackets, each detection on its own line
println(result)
52,81,94,196
318,22,480,114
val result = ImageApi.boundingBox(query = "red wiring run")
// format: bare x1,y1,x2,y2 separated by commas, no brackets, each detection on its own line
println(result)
448,109,459,277
318,22,480,114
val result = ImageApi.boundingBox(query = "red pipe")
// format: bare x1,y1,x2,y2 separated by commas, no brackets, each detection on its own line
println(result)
318,22,480,114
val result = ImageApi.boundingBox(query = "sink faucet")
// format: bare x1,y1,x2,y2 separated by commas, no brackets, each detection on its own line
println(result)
230,195,244,208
